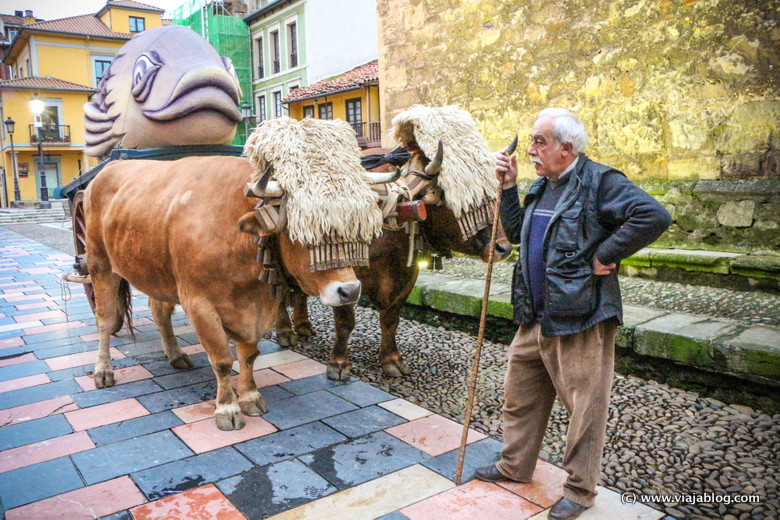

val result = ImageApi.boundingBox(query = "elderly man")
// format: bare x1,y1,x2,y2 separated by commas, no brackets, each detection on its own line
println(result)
474,108,671,520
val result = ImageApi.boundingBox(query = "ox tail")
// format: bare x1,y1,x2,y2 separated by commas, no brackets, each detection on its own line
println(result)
116,278,135,340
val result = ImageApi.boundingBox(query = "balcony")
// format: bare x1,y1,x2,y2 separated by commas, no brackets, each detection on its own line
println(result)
258,63,265,79
350,122,381,148
29,124,71,144
272,58,280,74
290,51,298,68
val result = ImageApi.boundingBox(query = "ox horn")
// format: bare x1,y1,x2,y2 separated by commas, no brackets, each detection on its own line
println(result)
365,167,402,185
425,140,444,176
504,134,518,155
244,163,284,198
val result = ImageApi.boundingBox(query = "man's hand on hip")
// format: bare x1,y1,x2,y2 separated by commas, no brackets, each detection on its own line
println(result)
593,257,617,275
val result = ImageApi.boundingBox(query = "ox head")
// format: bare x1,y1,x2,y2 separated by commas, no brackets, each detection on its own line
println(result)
392,105,515,264
239,117,397,306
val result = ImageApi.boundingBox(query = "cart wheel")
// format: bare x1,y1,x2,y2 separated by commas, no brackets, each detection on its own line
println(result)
71,190,124,334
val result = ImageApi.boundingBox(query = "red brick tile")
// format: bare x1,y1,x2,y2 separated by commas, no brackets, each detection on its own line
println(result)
172,415,277,454
45,347,125,371
182,343,206,355
5,476,146,520
0,281,33,288
79,332,100,342
385,414,487,456
0,396,79,426
18,267,56,275
3,294,44,303
172,401,217,424
0,337,24,348
13,310,65,323
65,398,149,431
0,373,50,393
228,368,290,391
0,352,36,368
3,285,43,294
271,358,327,379
497,460,568,508
15,301,53,311
23,321,87,335
401,479,544,520
130,484,246,520
75,365,153,391
0,431,94,473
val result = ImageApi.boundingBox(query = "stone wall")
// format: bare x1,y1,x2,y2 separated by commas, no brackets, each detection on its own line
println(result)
513,179,780,253
377,0,779,183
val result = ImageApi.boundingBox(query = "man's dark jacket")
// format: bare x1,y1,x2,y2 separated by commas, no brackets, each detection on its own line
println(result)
500,155,671,337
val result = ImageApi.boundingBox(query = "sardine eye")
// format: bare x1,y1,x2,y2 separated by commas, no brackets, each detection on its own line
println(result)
131,54,161,102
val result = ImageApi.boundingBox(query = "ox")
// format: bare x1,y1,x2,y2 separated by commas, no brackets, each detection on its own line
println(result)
85,142,382,429
277,106,515,380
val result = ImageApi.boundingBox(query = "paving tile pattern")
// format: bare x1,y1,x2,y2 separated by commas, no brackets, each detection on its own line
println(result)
0,230,660,519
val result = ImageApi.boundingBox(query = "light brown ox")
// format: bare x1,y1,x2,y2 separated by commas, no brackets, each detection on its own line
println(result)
84,156,362,430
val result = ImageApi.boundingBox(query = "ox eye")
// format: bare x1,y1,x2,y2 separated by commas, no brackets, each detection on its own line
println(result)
131,54,161,102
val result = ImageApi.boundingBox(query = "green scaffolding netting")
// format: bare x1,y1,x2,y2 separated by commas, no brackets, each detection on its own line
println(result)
171,0,251,145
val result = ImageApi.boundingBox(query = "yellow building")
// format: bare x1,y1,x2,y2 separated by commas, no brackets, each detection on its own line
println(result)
0,0,164,207
283,60,382,148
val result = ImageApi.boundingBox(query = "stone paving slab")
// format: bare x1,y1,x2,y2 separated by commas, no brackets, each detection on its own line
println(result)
415,273,780,386
0,228,662,519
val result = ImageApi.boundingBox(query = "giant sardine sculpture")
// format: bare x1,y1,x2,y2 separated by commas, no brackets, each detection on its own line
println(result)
83,25,243,157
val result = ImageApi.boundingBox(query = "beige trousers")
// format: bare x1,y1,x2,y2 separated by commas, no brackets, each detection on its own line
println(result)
495,319,617,507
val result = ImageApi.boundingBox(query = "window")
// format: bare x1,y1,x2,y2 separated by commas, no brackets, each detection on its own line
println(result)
273,91,282,118
94,59,112,84
129,16,145,33
256,37,264,78
345,98,362,135
8,29,17,42
26,58,31,77
318,102,333,120
271,30,280,74
303,105,314,118
257,95,266,121
287,22,298,68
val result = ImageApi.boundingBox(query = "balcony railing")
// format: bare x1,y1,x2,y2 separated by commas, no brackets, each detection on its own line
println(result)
273,58,280,74
350,122,382,146
258,63,264,79
29,124,71,144
290,51,298,68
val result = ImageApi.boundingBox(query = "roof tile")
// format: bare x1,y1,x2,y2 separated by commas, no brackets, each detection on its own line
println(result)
283,60,378,103
26,14,131,39
0,76,95,92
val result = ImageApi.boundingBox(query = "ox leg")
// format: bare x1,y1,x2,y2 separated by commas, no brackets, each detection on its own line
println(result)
185,300,244,431
379,303,411,378
235,341,269,416
149,297,193,370
91,271,123,388
275,294,297,347
327,304,355,381
291,291,315,339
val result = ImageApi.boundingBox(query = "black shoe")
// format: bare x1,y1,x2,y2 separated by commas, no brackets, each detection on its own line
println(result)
548,497,589,520
473,464,515,483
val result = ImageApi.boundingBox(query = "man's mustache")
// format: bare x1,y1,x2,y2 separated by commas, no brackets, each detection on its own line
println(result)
530,156,543,165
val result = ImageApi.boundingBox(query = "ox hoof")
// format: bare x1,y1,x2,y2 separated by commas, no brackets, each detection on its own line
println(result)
215,404,245,431
326,362,351,381
295,322,316,338
169,354,194,370
94,369,115,388
277,331,298,347
239,392,269,416
382,360,411,378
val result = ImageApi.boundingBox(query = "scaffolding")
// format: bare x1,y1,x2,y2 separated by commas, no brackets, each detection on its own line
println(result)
171,0,251,144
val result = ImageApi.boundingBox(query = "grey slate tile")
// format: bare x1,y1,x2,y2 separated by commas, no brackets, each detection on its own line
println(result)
0,457,83,509
87,411,184,446
72,430,193,485
262,389,358,430
235,421,346,467
132,447,253,500
72,379,162,408
0,414,73,451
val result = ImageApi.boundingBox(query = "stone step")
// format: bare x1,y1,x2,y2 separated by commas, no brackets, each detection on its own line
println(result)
411,272,780,388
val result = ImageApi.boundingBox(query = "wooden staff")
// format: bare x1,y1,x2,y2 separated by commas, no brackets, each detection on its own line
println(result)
454,135,518,485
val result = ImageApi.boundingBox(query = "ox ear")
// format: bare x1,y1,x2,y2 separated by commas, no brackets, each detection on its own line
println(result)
238,212,265,235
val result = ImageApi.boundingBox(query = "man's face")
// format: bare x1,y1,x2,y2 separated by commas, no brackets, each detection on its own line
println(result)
527,116,574,179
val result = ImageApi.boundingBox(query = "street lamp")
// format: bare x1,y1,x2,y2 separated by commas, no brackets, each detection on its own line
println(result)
29,95,50,209
241,102,251,141
3,117,20,205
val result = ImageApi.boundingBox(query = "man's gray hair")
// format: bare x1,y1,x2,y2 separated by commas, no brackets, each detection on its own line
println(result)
538,108,588,154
